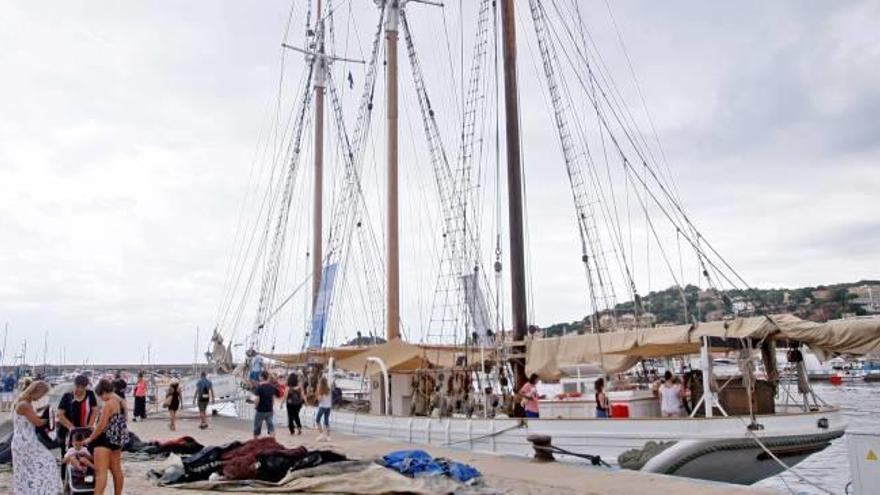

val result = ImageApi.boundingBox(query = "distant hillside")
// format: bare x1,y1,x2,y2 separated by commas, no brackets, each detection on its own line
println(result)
541,280,880,337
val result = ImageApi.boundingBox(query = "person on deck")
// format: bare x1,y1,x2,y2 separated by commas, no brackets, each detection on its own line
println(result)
133,372,148,422
594,377,611,418
658,370,683,417
253,371,277,438
57,374,99,453
483,386,499,418
517,373,541,418
285,372,304,435
194,372,214,429
247,349,264,387
680,372,694,415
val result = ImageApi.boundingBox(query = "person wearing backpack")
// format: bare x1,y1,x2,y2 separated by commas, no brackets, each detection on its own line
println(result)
194,372,214,430
285,372,305,435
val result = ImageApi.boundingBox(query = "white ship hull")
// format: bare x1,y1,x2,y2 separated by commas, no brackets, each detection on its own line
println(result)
237,399,844,485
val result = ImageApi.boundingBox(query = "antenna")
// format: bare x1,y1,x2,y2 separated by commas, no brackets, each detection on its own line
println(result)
194,326,200,375
1,322,7,374
42,330,48,375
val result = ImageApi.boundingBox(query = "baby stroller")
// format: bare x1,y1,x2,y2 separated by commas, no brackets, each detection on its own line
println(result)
63,426,96,494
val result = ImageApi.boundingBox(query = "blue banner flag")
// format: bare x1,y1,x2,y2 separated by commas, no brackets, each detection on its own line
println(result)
308,263,338,349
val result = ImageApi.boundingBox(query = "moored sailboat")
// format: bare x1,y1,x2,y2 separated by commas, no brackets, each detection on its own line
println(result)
211,0,880,485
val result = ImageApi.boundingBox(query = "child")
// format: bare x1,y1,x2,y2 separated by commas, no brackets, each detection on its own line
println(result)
64,433,95,474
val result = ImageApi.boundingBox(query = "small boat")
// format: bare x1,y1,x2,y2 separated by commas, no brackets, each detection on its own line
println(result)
861,358,880,382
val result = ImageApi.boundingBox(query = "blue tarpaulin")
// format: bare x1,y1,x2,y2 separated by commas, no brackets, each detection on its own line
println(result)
381,449,481,483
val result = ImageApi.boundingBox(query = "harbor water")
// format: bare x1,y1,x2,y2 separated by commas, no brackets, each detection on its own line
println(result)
755,381,880,494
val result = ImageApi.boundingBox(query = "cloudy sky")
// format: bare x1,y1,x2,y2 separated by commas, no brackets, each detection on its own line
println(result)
0,1,877,364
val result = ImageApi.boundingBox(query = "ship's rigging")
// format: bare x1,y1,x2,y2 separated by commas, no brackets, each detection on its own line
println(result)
212,0,763,365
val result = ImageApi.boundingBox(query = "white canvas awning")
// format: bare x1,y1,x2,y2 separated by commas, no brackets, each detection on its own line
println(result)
526,315,880,378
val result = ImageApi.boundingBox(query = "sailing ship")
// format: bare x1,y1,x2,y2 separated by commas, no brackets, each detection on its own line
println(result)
209,0,880,485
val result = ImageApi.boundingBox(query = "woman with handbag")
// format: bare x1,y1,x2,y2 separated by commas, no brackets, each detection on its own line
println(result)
164,379,182,430
285,372,304,435
12,380,61,495
85,378,130,495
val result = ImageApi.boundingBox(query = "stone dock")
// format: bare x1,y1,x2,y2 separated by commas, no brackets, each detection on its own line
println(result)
0,412,775,494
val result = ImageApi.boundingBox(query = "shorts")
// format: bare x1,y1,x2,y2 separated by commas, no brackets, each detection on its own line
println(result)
253,411,275,436
249,370,260,381
198,400,209,413
525,410,540,418
91,433,122,451
596,409,609,418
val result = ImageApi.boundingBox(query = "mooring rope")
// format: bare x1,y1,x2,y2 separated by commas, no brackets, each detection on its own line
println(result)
442,422,524,446
736,416,835,495
533,444,611,467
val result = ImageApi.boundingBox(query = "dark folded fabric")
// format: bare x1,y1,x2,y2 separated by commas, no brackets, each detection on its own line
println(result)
224,454,257,480
0,435,11,464
255,446,310,482
182,442,243,481
222,437,285,480
123,431,152,452
256,448,347,482
138,435,205,456
221,436,282,460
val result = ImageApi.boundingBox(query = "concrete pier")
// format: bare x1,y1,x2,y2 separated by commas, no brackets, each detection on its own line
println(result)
0,413,774,494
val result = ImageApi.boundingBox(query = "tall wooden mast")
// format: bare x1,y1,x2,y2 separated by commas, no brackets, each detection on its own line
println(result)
500,0,528,385
385,0,401,341
311,0,326,307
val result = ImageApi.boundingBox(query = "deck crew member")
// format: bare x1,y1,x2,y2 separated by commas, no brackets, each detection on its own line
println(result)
658,371,682,417
594,377,610,418
517,373,541,418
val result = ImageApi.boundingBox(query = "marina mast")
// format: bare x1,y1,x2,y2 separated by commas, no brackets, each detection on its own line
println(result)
311,0,326,308
385,0,401,341
500,0,528,384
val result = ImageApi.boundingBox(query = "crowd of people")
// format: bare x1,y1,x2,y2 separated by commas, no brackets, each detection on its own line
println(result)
10,375,132,495
247,369,336,442
6,369,220,495
513,369,695,419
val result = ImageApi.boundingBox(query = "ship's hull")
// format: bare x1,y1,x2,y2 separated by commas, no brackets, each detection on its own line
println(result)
237,400,844,485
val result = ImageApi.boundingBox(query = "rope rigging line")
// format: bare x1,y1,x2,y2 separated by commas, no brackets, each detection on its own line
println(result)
215,0,310,341
595,0,712,289
224,56,315,350
319,5,388,347
250,60,316,352
539,3,759,304
527,0,613,323
400,2,496,345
